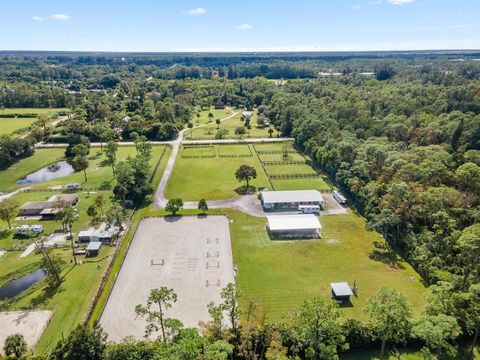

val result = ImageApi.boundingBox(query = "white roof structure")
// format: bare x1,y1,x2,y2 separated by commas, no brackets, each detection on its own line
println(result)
86,242,102,251
261,190,324,204
267,214,321,231
330,282,354,297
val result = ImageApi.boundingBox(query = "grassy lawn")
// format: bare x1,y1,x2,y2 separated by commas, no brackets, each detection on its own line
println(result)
165,145,270,200
218,144,254,157
230,211,426,321
190,106,232,126
0,117,38,135
265,164,317,175
185,111,279,140
181,145,216,158
0,108,69,115
0,146,165,192
272,178,332,192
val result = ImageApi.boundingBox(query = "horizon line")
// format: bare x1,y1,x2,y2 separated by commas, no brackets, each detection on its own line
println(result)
1,48,480,55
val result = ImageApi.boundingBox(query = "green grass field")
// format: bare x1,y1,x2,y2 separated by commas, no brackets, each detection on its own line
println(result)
272,178,332,192
0,146,166,192
0,108,69,115
230,211,426,321
0,117,38,135
0,108,69,136
165,145,270,200
185,111,278,140
218,144,253,156
265,164,317,175
190,106,232,126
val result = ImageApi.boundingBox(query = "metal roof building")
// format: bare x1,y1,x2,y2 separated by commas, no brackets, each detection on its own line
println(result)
330,282,354,302
261,190,325,210
266,214,321,238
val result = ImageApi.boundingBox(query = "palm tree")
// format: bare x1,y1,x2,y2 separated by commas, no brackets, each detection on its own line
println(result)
268,128,274,138
187,122,194,139
58,207,80,265
216,118,221,129
3,333,27,359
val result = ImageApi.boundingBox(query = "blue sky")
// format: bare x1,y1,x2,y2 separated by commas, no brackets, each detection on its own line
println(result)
0,0,479,52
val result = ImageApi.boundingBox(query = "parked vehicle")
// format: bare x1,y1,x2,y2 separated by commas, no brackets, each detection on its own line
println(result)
333,191,347,205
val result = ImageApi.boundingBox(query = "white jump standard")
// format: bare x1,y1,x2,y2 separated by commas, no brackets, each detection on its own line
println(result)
266,214,321,238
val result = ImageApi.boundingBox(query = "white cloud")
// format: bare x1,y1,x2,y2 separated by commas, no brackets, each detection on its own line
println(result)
386,0,415,4
32,16,44,22
187,7,206,16
237,23,253,30
351,5,361,10
49,13,71,21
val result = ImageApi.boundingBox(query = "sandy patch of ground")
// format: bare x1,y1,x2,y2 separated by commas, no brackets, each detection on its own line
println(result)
0,310,52,354
100,216,235,342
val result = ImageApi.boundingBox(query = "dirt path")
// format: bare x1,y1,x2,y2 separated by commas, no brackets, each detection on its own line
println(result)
153,110,240,207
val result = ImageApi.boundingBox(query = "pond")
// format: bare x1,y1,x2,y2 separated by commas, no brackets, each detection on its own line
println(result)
0,269,47,300
16,161,75,185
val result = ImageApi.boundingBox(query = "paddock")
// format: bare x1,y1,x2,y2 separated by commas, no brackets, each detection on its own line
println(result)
100,216,234,342
0,310,52,355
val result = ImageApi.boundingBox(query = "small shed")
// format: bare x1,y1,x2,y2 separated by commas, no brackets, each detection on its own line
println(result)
86,242,102,257
330,282,353,302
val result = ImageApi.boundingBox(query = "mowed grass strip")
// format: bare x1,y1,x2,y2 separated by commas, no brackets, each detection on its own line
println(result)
230,211,426,321
0,108,69,115
265,164,317,175
165,145,270,200
259,152,307,162
272,178,332,192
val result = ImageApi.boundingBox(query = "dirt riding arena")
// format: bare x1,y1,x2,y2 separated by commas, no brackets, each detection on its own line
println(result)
100,216,235,342
0,310,52,354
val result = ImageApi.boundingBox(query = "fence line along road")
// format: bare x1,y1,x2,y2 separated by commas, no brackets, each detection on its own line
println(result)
34,137,295,148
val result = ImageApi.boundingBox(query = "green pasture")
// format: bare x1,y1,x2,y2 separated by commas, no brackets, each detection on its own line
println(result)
0,108,69,115
185,111,276,140
218,144,253,156
190,106,232,126
265,164,317,175
165,145,270,200
271,178,332,192
0,117,37,135
230,211,426,321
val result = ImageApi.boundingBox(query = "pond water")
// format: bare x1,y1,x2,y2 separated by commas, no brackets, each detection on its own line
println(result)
16,161,75,185
0,269,47,300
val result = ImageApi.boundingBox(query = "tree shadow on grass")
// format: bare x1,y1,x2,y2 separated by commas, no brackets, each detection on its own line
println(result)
234,185,257,195
369,241,405,270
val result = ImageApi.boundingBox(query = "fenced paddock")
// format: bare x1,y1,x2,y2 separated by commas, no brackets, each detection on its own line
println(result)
265,164,317,176
218,144,253,158
100,216,234,342
181,145,216,158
